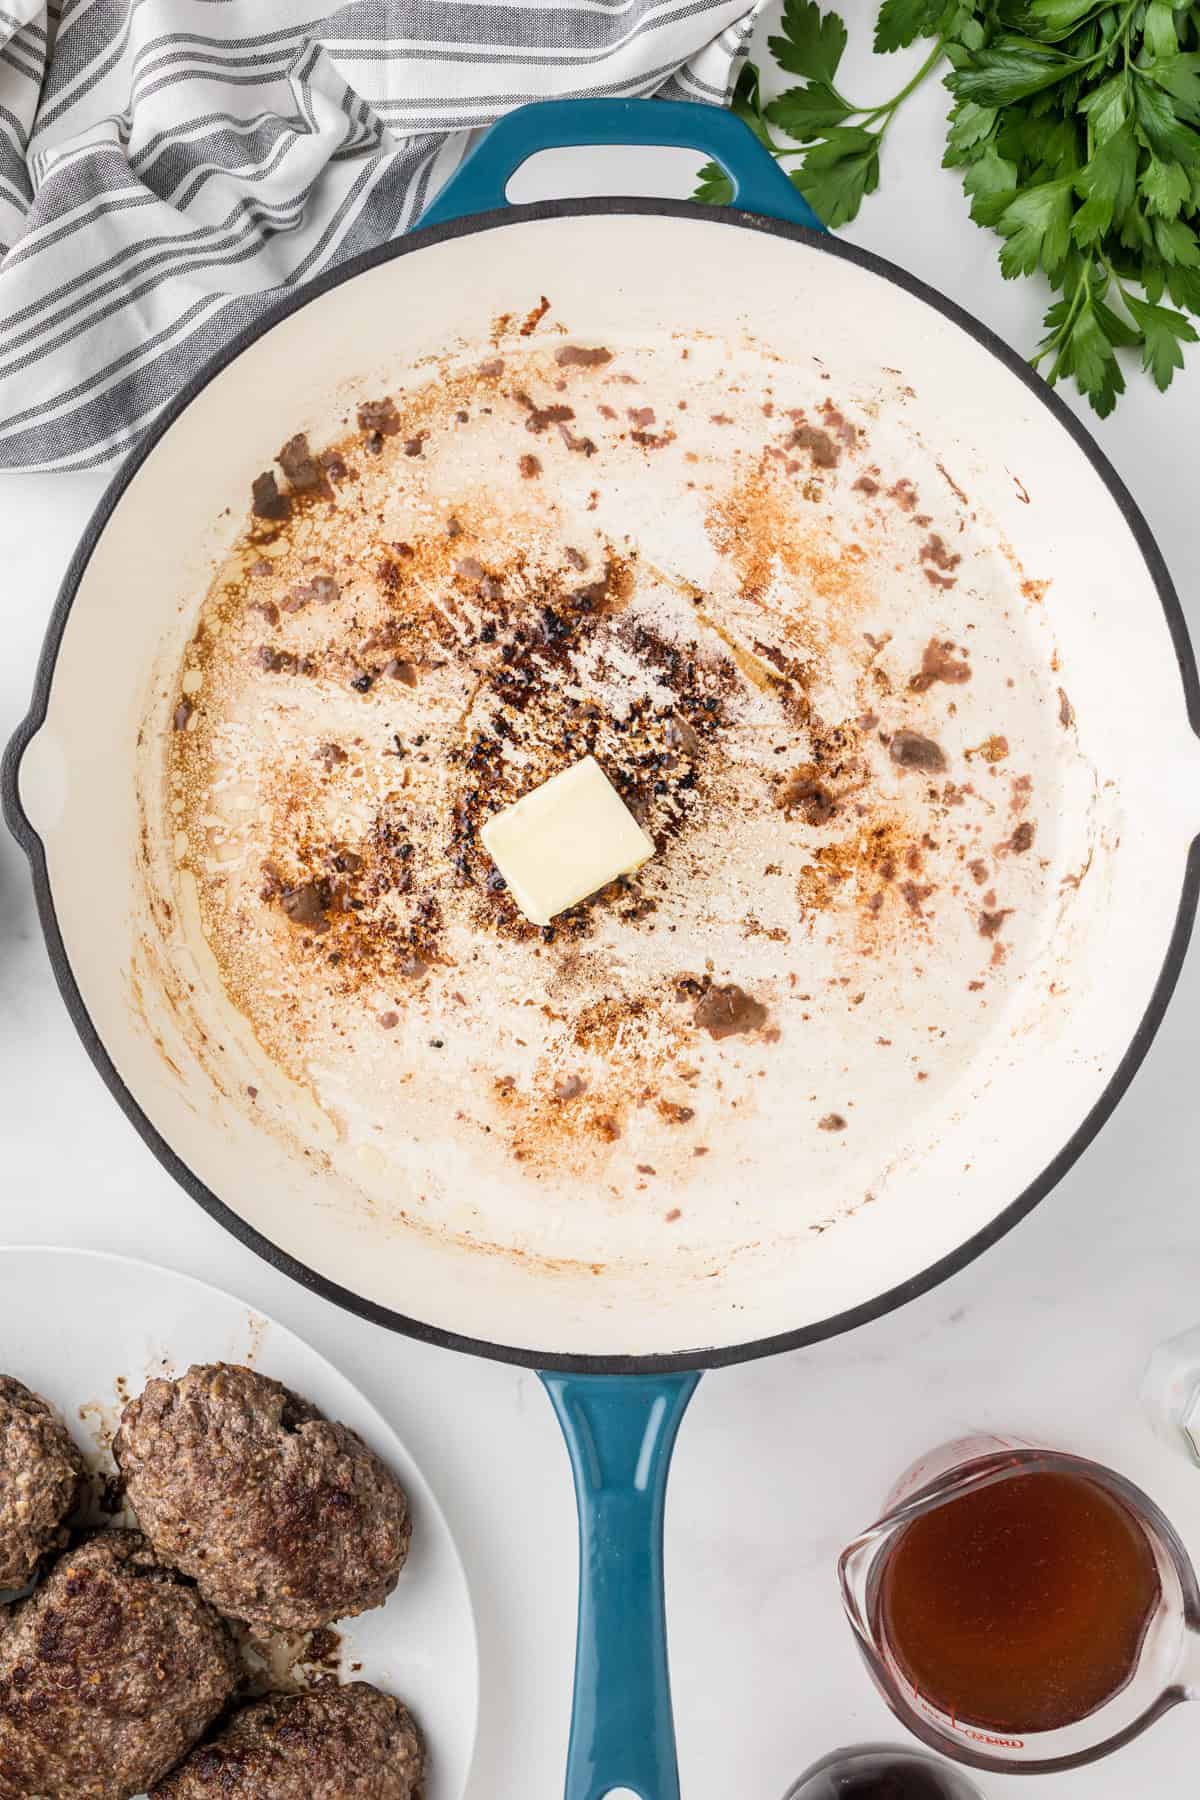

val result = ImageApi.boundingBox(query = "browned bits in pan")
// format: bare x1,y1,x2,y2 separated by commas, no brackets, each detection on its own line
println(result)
251,470,290,520
909,638,970,692
555,344,612,367
171,331,1058,1206
693,984,768,1040
357,396,401,436
889,729,947,774
520,296,551,335
277,433,328,495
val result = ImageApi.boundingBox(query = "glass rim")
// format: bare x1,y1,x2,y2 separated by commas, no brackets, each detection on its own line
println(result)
838,1446,1200,1775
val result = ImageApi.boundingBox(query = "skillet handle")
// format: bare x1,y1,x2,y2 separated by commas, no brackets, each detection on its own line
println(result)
418,97,822,231
542,1371,700,1800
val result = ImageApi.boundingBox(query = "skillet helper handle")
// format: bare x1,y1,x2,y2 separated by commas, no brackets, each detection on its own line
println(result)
419,96,823,231
542,1371,701,1800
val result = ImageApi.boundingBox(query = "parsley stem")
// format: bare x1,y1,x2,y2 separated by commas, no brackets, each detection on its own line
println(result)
823,38,946,127
862,39,947,123
1039,260,1093,383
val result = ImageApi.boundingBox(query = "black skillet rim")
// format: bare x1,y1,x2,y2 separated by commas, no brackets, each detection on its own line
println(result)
5,196,1200,1374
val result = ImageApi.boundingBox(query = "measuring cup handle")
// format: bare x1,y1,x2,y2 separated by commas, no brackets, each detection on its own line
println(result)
418,97,823,231
542,1370,700,1800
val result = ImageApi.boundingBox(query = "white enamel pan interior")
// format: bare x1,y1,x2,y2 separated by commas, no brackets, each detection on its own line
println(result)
7,199,1200,1371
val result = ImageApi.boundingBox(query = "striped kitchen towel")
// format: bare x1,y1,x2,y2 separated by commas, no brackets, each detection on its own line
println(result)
0,0,757,474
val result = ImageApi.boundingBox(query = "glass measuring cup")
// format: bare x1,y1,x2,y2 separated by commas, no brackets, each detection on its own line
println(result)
838,1435,1200,1775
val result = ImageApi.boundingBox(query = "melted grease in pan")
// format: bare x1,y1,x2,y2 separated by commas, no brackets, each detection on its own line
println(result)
148,328,1077,1263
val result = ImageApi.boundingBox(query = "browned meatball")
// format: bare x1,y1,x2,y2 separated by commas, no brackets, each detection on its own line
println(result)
115,1364,411,1631
152,1684,424,1798
0,1373,86,1590
0,1530,238,1800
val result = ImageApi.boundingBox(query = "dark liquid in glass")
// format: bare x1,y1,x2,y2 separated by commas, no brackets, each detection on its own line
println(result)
788,1748,979,1797
876,1469,1161,1734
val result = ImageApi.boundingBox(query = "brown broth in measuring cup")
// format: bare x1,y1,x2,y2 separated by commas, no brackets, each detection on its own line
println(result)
875,1469,1162,1734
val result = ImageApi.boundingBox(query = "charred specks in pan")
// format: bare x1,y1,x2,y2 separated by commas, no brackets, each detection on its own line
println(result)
176,335,1060,1205
382,540,743,958
777,767,839,826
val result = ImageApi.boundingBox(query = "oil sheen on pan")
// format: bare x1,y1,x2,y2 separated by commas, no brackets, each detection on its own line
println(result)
142,320,1086,1273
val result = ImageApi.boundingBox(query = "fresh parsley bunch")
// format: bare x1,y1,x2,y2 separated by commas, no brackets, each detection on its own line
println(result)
696,0,1200,414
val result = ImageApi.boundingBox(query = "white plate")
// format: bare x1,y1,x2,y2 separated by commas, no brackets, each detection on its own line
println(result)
0,1245,479,1799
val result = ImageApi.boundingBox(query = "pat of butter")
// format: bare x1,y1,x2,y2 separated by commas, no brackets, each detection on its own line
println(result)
481,755,655,927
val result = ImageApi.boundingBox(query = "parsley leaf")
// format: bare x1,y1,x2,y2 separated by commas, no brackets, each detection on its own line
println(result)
1059,305,1127,416
949,42,1082,108
768,0,848,85
1079,75,1130,144
793,129,882,226
943,100,998,163
1143,1,1180,63
728,60,775,148
693,0,1200,411
1122,292,1200,387
1153,214,1200,265
1150,53,1200,126
874,0,946,54
1134,80,1200,166
693,161,734,205
1091,294,1142,349
1072,125,1137,244
1166,263,1200,313
766,83,853,139
1140,155,1193,219
997,178,1076,276
962,145,1020,223
1018,0,1110,37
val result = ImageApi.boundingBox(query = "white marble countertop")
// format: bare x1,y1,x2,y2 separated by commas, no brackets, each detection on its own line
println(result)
3,11,1200,1794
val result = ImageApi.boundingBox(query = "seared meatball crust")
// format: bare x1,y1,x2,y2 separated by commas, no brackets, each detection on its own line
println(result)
152,1683,424,1799
0,1530,238,1800
0,1374,85,1590
115,1363,411,1631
